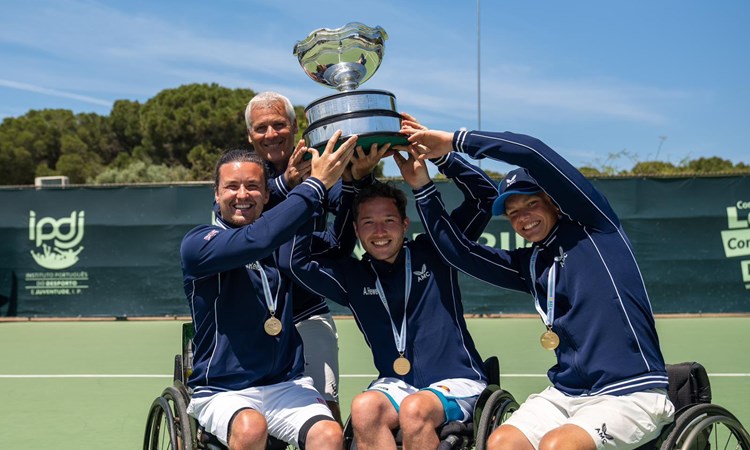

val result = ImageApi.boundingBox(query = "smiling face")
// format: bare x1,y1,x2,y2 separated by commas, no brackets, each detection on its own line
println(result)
247,101,297,172
354,197,410,264
505,192,560,243
214,161,269,227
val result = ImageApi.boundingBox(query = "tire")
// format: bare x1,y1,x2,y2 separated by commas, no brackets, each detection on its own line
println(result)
144,396,179,450
143,387,195,450
474,390,519,450
659,403,750,450
163,385,194,449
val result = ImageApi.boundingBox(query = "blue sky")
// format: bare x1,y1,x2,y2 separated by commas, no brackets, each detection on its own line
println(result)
1,0,748,177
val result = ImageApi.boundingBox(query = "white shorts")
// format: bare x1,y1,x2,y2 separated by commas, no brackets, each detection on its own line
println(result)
367,377,487,423
295,313,339,403
503,386,675,450
186,376,333,447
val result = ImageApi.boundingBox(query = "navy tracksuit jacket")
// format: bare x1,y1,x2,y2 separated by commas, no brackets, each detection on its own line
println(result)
280,153,496,387
417,130,668,397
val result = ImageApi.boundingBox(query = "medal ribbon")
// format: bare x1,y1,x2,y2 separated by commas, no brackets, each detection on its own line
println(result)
530,248,556,328
252,261,279,317
373,247,412,356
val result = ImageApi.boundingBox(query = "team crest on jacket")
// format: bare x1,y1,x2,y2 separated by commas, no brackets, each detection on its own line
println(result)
554,246,567,267
413,264,431,282
203,230,219,241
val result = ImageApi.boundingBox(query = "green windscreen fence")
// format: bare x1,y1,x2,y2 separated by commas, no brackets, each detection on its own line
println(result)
0,176,748,317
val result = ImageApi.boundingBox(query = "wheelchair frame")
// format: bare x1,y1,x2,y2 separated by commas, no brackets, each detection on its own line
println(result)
472,361,750,450
144,324,749,450
143,323,292,450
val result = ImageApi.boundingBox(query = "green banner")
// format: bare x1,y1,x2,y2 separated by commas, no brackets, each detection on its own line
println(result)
0,185,213,317
0,176,748,317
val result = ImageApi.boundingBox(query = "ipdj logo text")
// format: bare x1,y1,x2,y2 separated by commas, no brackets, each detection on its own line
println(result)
29,211,85,270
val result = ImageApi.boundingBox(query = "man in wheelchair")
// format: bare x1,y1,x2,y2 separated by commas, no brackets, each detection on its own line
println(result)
405,126,676,450
281,137,498,449
179,137,355,450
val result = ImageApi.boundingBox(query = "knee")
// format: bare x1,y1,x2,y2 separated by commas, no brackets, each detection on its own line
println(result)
398,395,437,432
539,426,595,450
304,420,343,449
486,425,532,450
539,433,564,450
486,428,504,450
228,409,267,448
351,392,389,429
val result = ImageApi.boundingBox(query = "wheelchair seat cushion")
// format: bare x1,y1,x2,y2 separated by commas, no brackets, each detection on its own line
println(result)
666,362,712,413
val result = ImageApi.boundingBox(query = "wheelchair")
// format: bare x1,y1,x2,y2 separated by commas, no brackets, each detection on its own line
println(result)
142,323,293,450
473,361,750,450
342,355,520,450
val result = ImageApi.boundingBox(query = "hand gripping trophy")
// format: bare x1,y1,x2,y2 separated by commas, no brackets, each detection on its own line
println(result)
293,22,408,152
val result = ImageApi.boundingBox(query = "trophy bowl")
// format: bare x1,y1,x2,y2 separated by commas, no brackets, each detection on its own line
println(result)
293,23,408,151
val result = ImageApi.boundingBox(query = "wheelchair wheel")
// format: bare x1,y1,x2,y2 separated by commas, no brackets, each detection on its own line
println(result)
659,403,750,450
144,385,194,450
474,389,519,450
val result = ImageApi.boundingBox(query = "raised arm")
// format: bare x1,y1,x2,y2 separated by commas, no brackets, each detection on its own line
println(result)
266,140,312,208
407,128,619,231
430,152,497,241
316,141,387,255
308,180,357,258
414,183,530,294
278,216,351,307
393,146,497,241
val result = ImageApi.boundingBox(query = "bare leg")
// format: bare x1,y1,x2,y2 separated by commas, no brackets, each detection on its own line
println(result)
399,391,445,450
351,391,399,450
487,424,535,450
304,419,344,450
539,424,596,450
228,409,267,450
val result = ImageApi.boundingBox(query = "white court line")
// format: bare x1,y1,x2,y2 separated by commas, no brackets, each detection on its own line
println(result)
1,373,748,379
0,374,172,378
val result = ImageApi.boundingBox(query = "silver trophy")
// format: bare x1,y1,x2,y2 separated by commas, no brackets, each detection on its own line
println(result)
293,22,408,152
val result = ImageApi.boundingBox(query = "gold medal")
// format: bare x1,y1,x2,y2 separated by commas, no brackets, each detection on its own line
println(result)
540,329,560,350
264,317,282,336
393,356,411,375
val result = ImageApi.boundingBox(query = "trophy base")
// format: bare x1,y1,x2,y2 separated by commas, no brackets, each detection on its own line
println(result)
303,89,405,154
307,131,409,155
305,89,398,123
304,108,406,151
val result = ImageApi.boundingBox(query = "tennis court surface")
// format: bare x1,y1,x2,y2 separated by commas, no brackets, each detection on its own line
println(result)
1,316,747,449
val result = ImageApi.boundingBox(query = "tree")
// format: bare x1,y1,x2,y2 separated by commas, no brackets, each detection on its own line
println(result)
0,110,81,183
630,161,678,175
92,160,191,184
57,134,103,183
137,83,255,168
578,166,605,177
0,143,34,185
682,156,735,173
187,144,223,181
108,99,143,156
